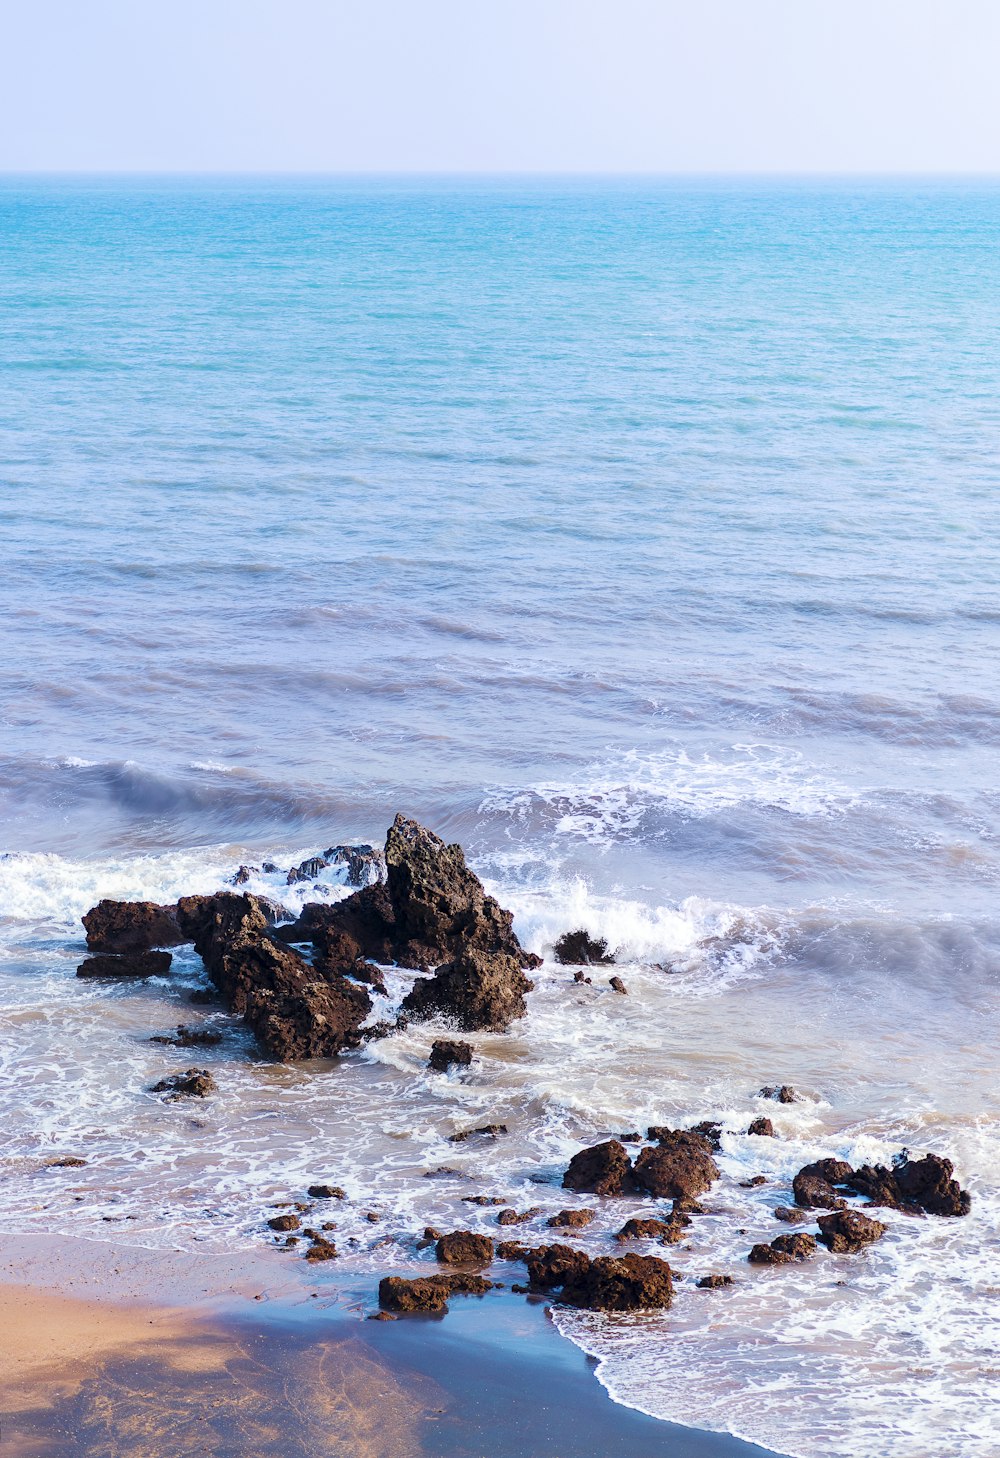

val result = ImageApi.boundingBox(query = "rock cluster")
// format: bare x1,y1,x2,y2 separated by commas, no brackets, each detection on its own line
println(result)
562,1129,720,1203
791,1153,970,1218
515,1242,673,1311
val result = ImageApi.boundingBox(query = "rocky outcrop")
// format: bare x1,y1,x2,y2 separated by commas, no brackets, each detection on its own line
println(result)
687,1121,723,1152
524,1243,593,1291
748,1117,775,1137
428,1039,473,1072
615,1217,676,1241
633,1131,720,1201
817,1209,887,1252
77,951,172,978
554,930,614,965
547,1208,595,1229
748,1233,817,1265
560,1253,673,1312
847,1153,971,1216
82,900,184,953
378,1273,493,1314
562,1140,637,1196
402,949,533,1032
435,1231,494,1266
326,843,386,888
792,1158,853,1210
175,892,371,1061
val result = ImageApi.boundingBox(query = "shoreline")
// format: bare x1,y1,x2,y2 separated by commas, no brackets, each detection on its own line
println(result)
0,1234,788,1458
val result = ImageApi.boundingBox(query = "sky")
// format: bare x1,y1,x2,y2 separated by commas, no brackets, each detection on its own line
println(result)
4,0,1000,173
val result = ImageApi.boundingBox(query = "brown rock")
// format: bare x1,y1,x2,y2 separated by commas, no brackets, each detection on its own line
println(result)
307,1184,345,1199
633,1131,720,1201
268,1214,300,1232
402,949,534,1033
525,1244,592,1291
378,1273,492,1314
448,1124,508,1143
847,1153,971,1217
546,1209,595,1229
553,930,614,965
608,976,628,995
304,1236,338,1262
614,1218,675,1241
759,1085,799,1103
428,1039,473,1072
82,900,184,953
149,1024,221,1047
793,1158,854,1210
697,1274,734,1289
77,951,173,978
774,1206,807,1223
150,1068,216,1098
496,1241,531,1261
560,1253,673,1311
687,1121,723,1151
817,1209,888,1252
563,1140,636,1196
747,1117,775,1137
748,1233,817,1265
435,1231,494,1266
741,1175,768,1188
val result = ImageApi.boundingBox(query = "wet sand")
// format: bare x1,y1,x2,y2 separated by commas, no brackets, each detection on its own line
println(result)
0,1236,787,1458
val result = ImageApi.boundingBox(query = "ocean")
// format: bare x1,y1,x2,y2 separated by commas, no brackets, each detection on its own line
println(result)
1,174,998,1455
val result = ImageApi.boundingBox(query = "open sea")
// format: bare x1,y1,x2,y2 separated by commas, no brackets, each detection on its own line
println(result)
1,175,999,1456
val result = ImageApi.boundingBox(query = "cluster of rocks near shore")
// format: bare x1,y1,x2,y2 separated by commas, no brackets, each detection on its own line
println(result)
75,814,974,1318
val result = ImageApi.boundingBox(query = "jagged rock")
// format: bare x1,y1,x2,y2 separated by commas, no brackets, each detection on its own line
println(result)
82,900,184,953
77,951,173,978
633,1131,720,1201
428,1039,473,1073
435,1231,494,1266
268,1214,300,1232
774,1206,807,1223
697,1274,734,1289
547,1209,595,1229
817,1209,888,1252
378,1273,492,1314
572,971,592,984
560,1253,673,1312
563,1140,636,1196
553,930,614,965
149,1024,221,1047
609,976,628,995
760,1085,799,1103
847,1153,970,1216
307,1184,345,1199
449,1124,508,1143
525,1244,592,1291
304,1236,338,1261
687,1121,723,1151
496,1240,531,1262
792,1158,853,1210
325,844,387,888
175,892,371,1060
615,1218,675,1241
150,1068,216,1098
230,865,257,885
748,1117,775,1137
402,949,534,1033
748,1233,817,1265
287,856,330,885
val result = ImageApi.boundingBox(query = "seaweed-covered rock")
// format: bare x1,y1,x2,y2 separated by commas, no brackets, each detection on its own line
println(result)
562,1140,636,1196
553,930,614,965
77,951,173,978
748,1233,817,1265
817,1209,888,1252
82,900,184,953
632,1131,720,1201
402,949,533,1033
435,1231,494,1266
428,1039,473,1073
560,1253,673,1312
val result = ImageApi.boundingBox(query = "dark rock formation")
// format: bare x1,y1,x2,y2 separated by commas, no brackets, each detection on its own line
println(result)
774,1206,807,1223
748,1117,775,1137
325,843,387,887
560,1254,674,1312
697,1274,734,1289
553,930,614,965
175,892,371,1061
759,1085,799,1103
846,1153,971,1216
428,1039,473,1072
608,976,628,995
150,1068,216,1098
632,1131,720,1201
748,1233,817,1265
82,900,184,953
817,1209,888,1252
573,971,592,985
687,1121,723,1152
402,949,534,1033
307,1184,345,1200
563,1140,637,1196
149,1024,221,1047
286,856,330,885
77,951,173,978
496,1240,531,1262
378,1273,492,1314
304,1236,338,1261
525,1244,592,1291
448,1124,507,1143
268,1214,300,1232
741,1175,768,1188
792,1159,854,1210
435,1231,494,1266
615,1218,675,1241
546,1209,595,1229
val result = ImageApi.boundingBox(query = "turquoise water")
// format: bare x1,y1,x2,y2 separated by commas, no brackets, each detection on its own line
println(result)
1,177,999,1456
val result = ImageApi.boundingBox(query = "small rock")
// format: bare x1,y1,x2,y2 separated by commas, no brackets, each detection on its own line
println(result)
435,1231,494,1266
688,1121,723,1152
149,1024,222,1048
304,1236,338,1262
367,1310,397,1321
77,951,173,979
615,1218,675,1242
268,1214,300,1232
740,1175,769,1188
774,1206,807,1223
563,1140,636,1196
150,1069,216,1098
572,970,592,984
748,1233,817,1265
608,976,628,995
428,1038,474,1073
546,1209,596,1229
47,1156,87,1168
817,1209,888,1253
748,1117,775,1137
697,1274,734,1289
307,1184,346,1200
448,1124,508,1143
554,930,614,965
759,1085,799,1103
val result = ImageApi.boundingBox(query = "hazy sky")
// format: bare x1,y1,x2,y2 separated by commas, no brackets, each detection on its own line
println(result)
5,0,1000,173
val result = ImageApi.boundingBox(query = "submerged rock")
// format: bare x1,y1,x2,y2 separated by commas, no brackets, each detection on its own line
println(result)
77,951,172,978
563,1139,637,1196
614,1217,676,1242
817,1209,888,1252
82,900,184,954
697,1274,734,1289
149,1024,221,1047
307,1184,345,1199
428,1039,473,1073
553,930,615,965
633,1131,720,1201
759,1085,799,1103
325,843,387,888
608,976,628,995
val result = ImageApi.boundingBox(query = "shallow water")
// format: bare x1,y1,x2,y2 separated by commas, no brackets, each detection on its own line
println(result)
1,175,999,1456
